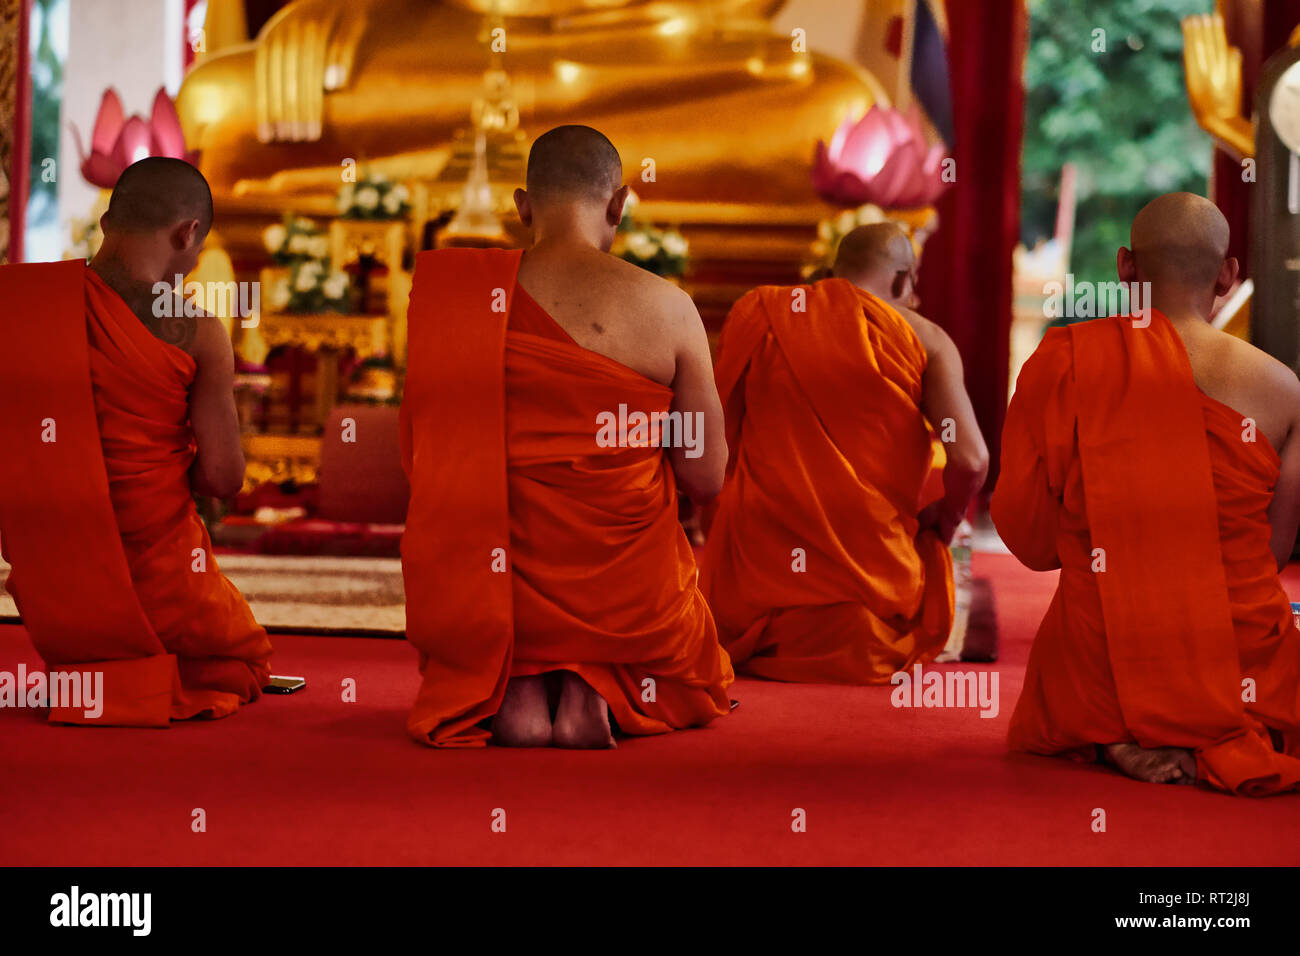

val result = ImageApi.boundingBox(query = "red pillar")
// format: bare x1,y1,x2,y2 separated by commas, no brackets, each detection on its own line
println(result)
915,0,1028,494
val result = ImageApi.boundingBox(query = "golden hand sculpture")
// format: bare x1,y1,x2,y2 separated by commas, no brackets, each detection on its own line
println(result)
1182,12,1300,160
254,0,367,143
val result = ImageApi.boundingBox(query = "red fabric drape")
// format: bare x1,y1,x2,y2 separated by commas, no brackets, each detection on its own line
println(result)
915,0,1028,496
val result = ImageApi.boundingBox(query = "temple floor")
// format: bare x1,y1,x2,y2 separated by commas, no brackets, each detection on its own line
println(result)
2,553,1299,866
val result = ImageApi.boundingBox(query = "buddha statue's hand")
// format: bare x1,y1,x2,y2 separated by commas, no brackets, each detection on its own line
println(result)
1182,13,1255,158
255,0,367,143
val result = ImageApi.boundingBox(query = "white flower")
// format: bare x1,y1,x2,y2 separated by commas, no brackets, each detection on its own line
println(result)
390,183,410,203
660,231,688,258
263,224,288,253
322,272,350,300
269,279,291,310
293,267,318,293
307,235,330,259
381,191,403,216
336,183,355,212
355,186,380,211
625,232,659,260
287,233,311,255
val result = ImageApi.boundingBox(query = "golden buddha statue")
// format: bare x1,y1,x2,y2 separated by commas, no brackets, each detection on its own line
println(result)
1182,12,1300,159
177,0,886,208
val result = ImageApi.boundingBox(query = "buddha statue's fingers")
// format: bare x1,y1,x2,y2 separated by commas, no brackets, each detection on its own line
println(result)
1182,13,1242,123
255,2,365,143
303,20,324,142
325,12,367,93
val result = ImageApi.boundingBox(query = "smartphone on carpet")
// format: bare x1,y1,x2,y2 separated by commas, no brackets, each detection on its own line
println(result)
265,675,307,694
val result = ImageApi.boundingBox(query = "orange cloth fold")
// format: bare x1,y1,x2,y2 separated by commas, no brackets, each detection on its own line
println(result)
699,278,953,683
400,248,733,747
0,260,271,727
992,311,1300,795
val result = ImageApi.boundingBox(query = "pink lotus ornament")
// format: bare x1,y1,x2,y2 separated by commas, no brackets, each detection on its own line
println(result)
812,106,949,210
71,88,198,190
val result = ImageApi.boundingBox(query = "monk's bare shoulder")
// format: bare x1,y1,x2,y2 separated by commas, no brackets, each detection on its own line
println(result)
892,301,957,366
597,249,699,332
1221,331,1300,410
188,312,235,368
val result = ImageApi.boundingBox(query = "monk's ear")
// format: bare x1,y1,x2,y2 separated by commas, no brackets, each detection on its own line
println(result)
1116,247,1138,284
171,218,202,251
607,185,630,227
1215,256,1239,298
890,271,908,301
513,188,532,228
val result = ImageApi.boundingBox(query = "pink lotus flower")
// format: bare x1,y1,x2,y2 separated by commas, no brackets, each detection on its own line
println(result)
812,106,949,209
71,88,198,190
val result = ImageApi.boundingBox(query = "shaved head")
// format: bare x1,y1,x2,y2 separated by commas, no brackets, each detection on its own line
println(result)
1129,192,1230,289
525,125,623,204
103,157,213,236
833,222,915,282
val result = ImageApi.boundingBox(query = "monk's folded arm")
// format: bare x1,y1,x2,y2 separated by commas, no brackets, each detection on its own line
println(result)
187,316,246,499
1267,407,1300,570
920,328,989,518
991,345,1063,572
667,295,727,503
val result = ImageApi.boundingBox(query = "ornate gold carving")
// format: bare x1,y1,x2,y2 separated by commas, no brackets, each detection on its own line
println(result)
256,311,390,358
0,0,19,265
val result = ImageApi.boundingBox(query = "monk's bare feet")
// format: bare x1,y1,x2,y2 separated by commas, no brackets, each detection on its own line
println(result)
492,675,552,747
553,672,616,749
1103,743,1198,785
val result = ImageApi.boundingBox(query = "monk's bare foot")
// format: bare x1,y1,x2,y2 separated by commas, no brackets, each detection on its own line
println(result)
1103,743,1198,785
492,676,552,747
553,672,616,749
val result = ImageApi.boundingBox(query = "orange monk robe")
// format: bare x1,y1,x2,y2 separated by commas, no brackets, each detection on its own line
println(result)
992,312,1300,795
400,248,734,747
0,261,272,727
698,278,953,683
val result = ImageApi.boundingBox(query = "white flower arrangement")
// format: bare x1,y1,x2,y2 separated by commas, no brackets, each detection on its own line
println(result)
263,215,353,313
337,172,411,221
263,215,331,266
271,260,353,314
614,225,689,278
613,191,689,279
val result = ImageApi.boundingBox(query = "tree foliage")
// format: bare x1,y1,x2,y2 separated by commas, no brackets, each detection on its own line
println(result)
28,0,63,217
1022,0,1213,291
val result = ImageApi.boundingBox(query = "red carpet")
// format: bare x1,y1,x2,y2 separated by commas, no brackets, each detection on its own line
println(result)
2,553,1298,866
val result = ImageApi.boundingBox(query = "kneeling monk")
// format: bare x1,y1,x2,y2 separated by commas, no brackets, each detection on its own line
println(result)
993,193,1300,794
699,223,988,683
0,158,272,726
401,125,734,748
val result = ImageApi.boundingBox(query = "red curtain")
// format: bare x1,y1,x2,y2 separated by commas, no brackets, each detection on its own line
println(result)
915,1,1028,495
